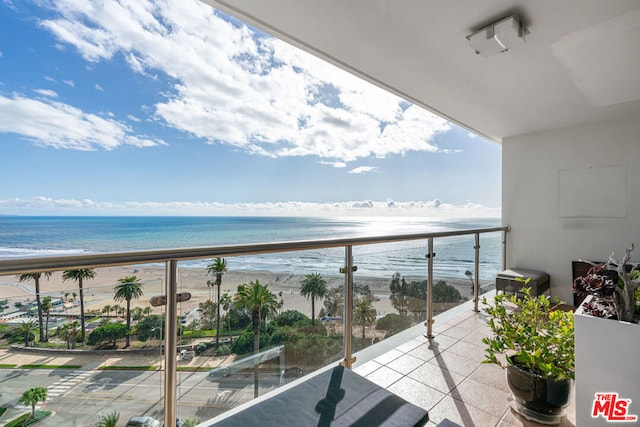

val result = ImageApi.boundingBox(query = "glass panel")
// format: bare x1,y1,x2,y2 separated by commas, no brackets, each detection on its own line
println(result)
478,231,503,295
350,239,429,355
172,250,346,423
348,232,505,365
0,266,167,426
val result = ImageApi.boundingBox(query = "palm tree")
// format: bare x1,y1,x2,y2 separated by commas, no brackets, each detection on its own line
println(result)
113,276,144,348
112,304,121,317
19,319,37,347
60,321,79,349
16,272,52,343
132,307,144,321
102,304,112,317
465,270,475,292
354,300,377,339
96,410,119,427
300,273,328,326
62,268,96,344
18,386,47,418
234,280,278,398
220,292,233,344
41,296,53,341
207,257,228,349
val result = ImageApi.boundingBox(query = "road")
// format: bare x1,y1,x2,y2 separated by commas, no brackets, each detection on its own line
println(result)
0,367,285,426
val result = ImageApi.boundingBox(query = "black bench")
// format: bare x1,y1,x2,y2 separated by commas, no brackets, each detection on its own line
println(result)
208,365,429,427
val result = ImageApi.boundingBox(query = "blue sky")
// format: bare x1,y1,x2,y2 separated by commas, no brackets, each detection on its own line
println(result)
0,0,501,217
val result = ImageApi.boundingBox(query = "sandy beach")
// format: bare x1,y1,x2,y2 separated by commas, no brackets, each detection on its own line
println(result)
0,265,476,321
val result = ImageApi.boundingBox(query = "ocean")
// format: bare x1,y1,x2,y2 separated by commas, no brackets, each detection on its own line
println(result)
0,216,504,281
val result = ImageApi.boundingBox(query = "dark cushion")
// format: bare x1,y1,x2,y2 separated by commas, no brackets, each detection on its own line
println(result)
209,365,428,427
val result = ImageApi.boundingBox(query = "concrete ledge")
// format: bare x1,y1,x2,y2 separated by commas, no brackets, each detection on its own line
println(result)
9,344,161,356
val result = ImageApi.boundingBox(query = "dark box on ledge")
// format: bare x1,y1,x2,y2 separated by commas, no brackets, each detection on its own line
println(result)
496,268,550,296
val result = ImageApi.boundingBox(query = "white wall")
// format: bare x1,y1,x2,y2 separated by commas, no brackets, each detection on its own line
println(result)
502,114,640,304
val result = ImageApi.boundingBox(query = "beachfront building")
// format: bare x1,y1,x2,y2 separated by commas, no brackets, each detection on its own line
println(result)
1,1,639,426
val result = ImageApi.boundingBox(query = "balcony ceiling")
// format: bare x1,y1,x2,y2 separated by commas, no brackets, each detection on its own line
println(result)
203,1,640,143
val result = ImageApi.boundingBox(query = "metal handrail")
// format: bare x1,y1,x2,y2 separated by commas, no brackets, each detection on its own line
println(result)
0,225,510,275
0,224,510,426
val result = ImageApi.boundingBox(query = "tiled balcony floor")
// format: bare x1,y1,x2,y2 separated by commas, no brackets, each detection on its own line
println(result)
353,302,576,427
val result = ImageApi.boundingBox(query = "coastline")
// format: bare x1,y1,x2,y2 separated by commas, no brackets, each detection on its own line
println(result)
0,265,479,320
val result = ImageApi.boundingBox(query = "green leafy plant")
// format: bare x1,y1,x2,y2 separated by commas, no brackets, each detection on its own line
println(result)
95,410,119,427
482,286,574,380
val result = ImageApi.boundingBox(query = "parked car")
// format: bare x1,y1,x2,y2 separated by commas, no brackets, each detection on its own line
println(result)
208,366,231,380
125,416,160,427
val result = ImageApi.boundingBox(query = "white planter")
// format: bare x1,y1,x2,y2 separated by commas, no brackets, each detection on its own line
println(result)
574,295,640,426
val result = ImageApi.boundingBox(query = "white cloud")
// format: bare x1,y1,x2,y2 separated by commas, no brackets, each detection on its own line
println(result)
62,79,75,87
0,196,500,217
95,84,104,91
0,94,166,150
37,0,453,162
34,89,58,98
349,166,377,174
319,161,347,168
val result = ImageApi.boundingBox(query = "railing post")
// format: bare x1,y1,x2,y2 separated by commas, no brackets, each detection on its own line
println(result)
474,233,480,312
164,260,178,427
426,237,434,338
342,246,355,368
502,228,508,270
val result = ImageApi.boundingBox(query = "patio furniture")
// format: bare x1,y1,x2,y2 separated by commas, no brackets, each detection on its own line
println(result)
496,268,550,297
208,365,429,426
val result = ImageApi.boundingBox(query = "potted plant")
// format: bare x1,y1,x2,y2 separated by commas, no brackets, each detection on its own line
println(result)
573,245,640,426
573,245,640,322
483,285,574,425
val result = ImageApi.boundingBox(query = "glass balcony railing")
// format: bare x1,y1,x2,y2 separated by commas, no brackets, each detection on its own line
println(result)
0,225,509,427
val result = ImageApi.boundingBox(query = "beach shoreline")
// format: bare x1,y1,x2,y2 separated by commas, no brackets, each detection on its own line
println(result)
0,265,480,320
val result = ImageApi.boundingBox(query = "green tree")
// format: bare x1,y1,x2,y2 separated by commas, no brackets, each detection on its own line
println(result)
273,309,310,327
96,411,119,427
18,386,47,418
234,280,279,398
181,417,202,427
320,286,344,318
355,282,379,304
220,292,233,344
136,314,163,342
353,300,376,339
88,322,128,346
18,319,37,347
207,257,227,349
113,276,144,347
389,272,409,315
132,307,144,321
198,300,217,330
376,313,412,337
389,275,431,319
59,321,80,349
465,270,475,293
16,272,52,343
433,280,463,303
300,273,328,326
41,296,53,341
62,268,96,344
